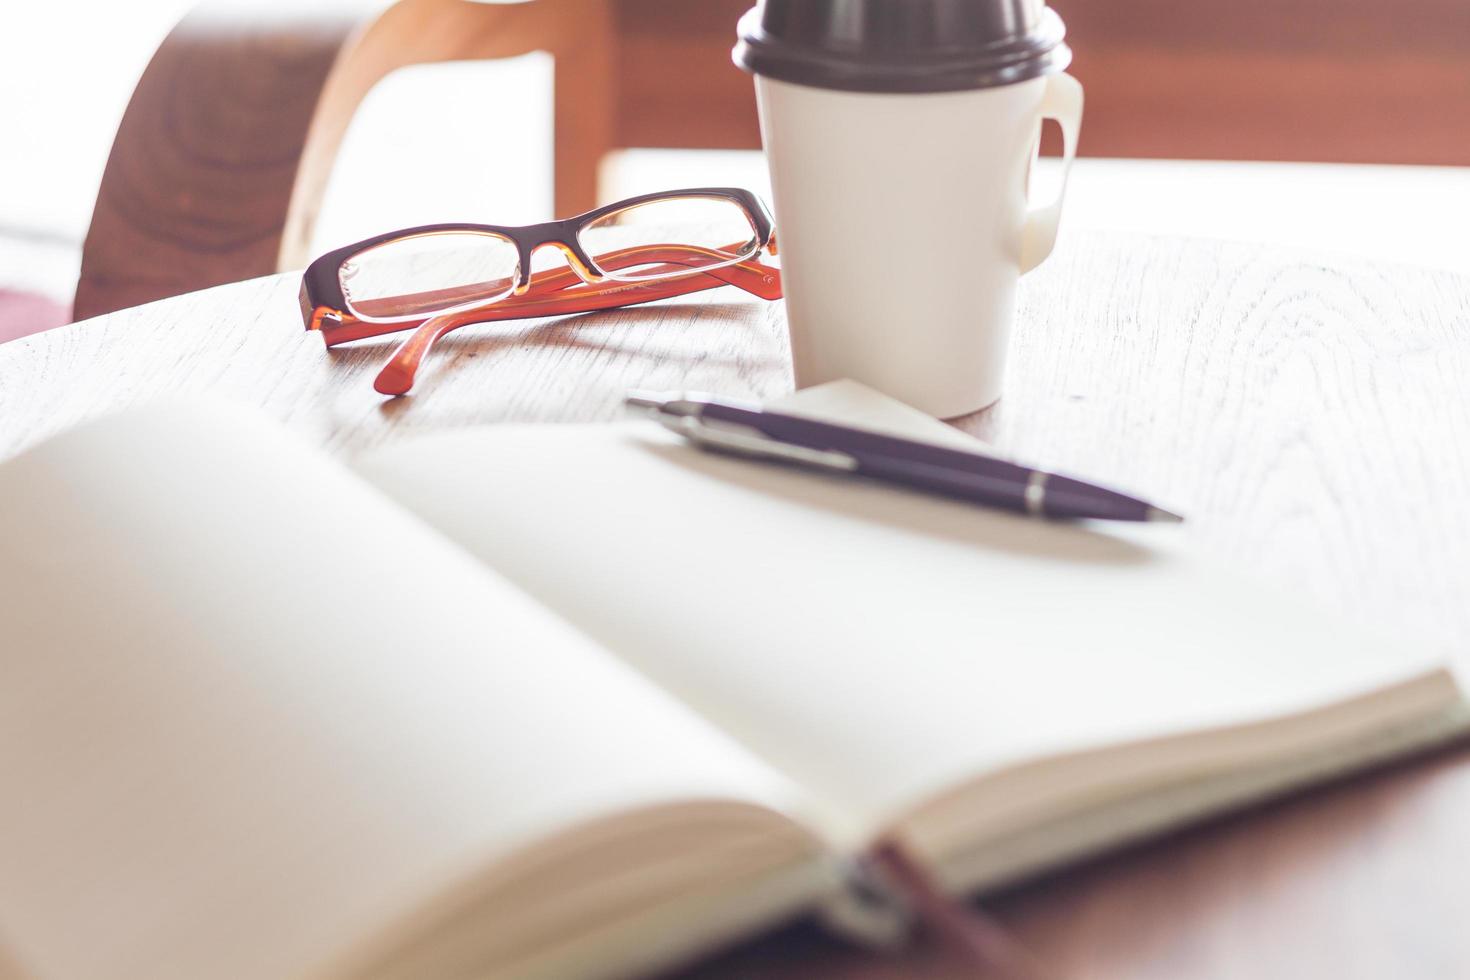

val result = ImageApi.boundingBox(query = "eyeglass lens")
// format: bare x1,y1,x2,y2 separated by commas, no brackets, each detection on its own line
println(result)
578,196,761,282
340,231,520,322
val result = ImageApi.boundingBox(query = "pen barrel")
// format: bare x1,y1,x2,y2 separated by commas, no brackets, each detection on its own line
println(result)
1034,473,1156,522
853,451,1030,514
851,455,1152,520
697,400,1158,522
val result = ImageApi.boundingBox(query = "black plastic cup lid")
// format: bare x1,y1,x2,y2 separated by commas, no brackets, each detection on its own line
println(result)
734,0,1070,94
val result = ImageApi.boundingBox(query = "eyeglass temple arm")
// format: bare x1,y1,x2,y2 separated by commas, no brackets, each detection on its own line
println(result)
324,256,773,348
316,241,780,346
372,252,780,396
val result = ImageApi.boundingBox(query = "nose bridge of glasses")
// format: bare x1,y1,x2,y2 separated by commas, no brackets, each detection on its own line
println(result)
518,219,600,294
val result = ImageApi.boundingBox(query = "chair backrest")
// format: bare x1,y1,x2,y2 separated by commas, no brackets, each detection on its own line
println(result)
74,0,619,323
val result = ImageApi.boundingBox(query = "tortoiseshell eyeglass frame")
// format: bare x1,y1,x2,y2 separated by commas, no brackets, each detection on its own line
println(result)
298,187,781,396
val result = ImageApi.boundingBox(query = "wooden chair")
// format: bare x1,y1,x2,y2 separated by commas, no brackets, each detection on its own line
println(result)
75,0,618,320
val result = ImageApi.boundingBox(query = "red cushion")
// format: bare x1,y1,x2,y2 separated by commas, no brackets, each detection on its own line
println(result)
0,289,71,344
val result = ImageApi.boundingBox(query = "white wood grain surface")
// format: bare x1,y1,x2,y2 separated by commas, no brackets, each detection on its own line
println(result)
3,229,1468,661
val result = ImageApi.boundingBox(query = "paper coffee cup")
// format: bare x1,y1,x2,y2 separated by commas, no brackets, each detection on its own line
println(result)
735,0,1083,418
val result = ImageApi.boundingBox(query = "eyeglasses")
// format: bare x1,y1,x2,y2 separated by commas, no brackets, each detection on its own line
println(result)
299,187,781,395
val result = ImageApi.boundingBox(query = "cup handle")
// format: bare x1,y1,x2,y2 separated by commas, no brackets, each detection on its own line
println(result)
1020,72,1084,274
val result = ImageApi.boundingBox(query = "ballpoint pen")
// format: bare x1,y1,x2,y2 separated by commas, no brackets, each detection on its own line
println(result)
626,391,1183,523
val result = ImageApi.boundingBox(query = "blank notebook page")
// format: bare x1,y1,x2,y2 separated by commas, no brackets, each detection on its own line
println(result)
357,394,1448,847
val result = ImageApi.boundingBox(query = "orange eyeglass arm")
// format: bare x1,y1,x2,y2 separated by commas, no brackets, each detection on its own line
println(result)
372,250,781,396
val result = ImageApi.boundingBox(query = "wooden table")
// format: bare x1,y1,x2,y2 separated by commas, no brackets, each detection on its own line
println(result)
4,230,1470,977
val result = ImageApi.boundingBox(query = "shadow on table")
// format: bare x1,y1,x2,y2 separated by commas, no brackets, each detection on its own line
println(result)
325,301,775,367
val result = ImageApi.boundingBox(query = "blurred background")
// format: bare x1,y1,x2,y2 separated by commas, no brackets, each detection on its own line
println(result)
2,0,1468,337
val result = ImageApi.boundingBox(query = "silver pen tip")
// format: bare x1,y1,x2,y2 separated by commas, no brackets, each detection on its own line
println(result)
625,391,710,419
1146,506,1185,523
624,390,671,413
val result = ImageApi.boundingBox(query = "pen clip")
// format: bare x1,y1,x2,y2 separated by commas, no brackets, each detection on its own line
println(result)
659,416,860,473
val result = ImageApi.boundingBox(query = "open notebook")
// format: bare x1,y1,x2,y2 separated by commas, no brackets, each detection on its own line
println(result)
0,384,1464,980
